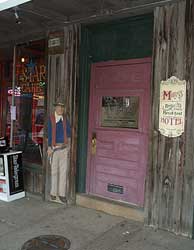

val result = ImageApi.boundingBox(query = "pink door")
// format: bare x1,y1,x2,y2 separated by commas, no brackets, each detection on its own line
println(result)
87,58,151,206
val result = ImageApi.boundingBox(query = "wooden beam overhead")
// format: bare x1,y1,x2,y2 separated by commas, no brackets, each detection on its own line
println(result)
0,0,179,47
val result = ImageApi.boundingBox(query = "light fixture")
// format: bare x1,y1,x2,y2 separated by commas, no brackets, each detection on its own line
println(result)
14,8,21,24
21,57,25,63
0,0,31,11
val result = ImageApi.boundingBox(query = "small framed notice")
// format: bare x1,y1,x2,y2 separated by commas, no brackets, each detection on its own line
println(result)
159,76,186,137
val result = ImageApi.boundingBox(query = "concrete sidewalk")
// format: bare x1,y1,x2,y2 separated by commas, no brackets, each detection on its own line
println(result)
0,194,194,250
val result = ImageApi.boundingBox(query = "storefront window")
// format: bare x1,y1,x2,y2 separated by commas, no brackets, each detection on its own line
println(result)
6,41,46,165
101,96,139,128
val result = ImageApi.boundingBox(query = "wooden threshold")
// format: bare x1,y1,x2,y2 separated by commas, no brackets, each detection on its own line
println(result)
76,194,144,222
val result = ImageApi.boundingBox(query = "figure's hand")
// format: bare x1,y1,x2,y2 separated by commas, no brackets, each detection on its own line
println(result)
47,147,53,157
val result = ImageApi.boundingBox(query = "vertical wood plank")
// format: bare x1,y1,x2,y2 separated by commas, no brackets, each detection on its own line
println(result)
63,25,80,204
181,0,194,235
145,0,194,237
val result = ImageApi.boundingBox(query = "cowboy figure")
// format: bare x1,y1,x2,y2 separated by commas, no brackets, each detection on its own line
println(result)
47,99,71,203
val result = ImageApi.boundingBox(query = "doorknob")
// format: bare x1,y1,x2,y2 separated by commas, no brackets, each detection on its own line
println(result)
91,132,96,155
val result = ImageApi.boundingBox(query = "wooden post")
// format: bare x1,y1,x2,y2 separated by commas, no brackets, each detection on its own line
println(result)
63,25,80,204
45,25,80,204
145,0,194,237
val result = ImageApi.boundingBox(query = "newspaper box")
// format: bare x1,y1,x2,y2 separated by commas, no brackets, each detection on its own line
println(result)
0,151,25,201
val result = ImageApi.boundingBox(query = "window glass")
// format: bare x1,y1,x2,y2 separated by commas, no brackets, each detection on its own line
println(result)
101,96,139,128
6,42,46,165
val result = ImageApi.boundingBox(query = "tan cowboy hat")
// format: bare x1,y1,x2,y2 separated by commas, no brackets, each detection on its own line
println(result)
53,98,65,106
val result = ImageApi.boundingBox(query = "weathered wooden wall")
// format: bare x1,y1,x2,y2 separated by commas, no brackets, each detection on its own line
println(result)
44,25,80,204
24,168,43,194
145,0,194,237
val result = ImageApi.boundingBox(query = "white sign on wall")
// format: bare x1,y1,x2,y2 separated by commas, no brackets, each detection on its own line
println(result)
159,76,186,137
48,38,61,48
